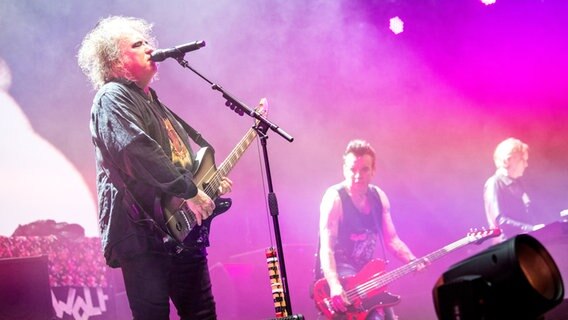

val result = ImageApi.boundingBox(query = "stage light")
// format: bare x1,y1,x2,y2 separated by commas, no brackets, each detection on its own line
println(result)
481,0,496,5
433,234,564,320
389,16,404,35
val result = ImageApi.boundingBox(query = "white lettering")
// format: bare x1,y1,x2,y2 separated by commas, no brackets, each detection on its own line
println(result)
51,287,110,319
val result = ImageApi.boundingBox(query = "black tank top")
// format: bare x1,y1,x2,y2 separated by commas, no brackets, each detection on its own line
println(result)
334,185,383,271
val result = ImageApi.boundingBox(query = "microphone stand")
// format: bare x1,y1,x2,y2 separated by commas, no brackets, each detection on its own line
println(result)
174,57,296,316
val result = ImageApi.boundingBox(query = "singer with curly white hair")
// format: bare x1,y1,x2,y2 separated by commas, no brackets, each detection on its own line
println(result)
78,16,232,320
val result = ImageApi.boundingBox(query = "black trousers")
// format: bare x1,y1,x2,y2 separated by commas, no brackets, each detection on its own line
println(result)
120,248,216,320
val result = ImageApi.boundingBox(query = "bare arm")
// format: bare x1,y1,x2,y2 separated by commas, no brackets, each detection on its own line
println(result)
375,186,417,264
484,179,500,229
319,188,347,299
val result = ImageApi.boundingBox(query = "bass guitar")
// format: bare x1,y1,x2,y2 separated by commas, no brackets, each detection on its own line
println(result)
313,228,502,319
161,99,268,247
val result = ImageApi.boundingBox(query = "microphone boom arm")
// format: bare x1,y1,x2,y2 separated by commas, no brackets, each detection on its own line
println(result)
174,57,293,142
173,56,295,315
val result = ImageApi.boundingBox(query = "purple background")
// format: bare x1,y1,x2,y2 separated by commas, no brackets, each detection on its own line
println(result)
1,1,567,318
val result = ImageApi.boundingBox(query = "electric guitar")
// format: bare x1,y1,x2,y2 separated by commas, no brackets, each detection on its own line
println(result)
160,99,268,247
313,228,502,320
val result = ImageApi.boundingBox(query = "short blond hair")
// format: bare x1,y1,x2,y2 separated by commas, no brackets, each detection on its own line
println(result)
493,137,528,169
77,16,156,90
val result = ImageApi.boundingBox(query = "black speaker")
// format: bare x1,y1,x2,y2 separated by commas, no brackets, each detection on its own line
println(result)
0,255,54,320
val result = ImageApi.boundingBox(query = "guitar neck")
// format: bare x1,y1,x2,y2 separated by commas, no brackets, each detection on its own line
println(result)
343,230,499,306
204,126,258,197
373,236,472,288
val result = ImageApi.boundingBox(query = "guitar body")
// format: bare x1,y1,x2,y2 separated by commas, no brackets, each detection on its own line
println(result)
313,259,400,320
162,147,232,247
160,99,267,247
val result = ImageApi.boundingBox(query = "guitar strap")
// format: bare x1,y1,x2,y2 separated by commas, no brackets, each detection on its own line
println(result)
150,94,215,250
155,93,214,151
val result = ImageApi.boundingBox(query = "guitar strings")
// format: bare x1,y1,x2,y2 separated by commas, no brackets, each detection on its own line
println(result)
201,128,258,197
322,231,495,309
195,106,266,199
341,237,474,302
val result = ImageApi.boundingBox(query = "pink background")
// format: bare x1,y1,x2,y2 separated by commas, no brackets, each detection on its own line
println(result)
1,1,567,318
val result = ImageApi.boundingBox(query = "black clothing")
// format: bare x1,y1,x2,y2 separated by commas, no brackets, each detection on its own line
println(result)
484,171,537,238
334,184,384,272
121,249,216,320
90,79,217,319
90,79,199,267
315,184,395,320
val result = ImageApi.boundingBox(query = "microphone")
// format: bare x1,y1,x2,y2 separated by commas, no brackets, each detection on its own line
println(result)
150,41,206,62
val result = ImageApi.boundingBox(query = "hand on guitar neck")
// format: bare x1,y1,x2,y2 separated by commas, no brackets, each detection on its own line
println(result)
186,176,232,226
410,257,429,272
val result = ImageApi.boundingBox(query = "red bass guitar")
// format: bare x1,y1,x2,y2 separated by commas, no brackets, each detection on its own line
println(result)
313,228,502,319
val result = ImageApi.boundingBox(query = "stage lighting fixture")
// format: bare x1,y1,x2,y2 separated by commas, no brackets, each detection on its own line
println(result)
389,16,404,35
433,234,564,320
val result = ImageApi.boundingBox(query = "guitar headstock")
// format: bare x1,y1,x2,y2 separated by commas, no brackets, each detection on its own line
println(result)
467,228,502,245
255,97,269,118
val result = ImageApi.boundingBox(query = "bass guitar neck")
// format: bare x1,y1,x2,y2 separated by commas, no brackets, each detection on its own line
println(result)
313,228,502,319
